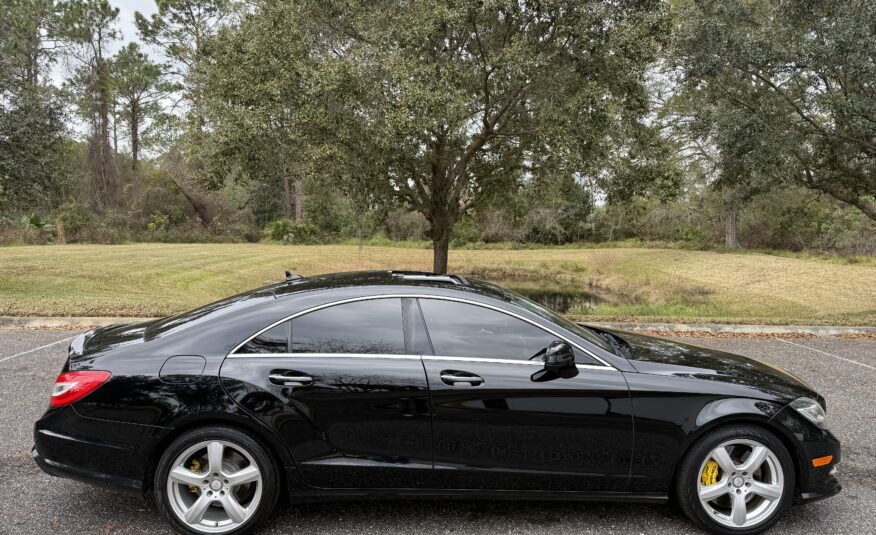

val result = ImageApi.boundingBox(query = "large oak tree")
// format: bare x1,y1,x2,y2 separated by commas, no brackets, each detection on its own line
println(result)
245,0,673,272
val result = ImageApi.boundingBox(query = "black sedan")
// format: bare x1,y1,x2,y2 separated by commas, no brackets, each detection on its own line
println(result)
33,271,841,535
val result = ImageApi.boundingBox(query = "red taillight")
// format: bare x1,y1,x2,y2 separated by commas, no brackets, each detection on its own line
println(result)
50,371,111,407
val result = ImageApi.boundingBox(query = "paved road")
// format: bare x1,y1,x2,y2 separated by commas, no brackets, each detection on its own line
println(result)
0,330,873,534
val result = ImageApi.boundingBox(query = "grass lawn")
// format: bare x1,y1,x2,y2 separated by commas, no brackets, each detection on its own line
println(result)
1,243,874,325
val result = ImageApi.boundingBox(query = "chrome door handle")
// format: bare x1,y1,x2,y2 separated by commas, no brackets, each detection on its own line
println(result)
268,373,314,386
440,370,484,387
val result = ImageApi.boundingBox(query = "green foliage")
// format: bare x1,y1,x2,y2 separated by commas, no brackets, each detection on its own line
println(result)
0,90,70,211
52,202,92,242
57,0,118,44
261,219,291,241
136,0,239,182
0,0,60,93
198,0,677,270
0,1,70,212
198,0,313,217
0,0,873,263
132,168,189,228
57,0,121,209
262,219,319,244
135,0,235,69
18,213,55,241
671,0,876,221
147,211,170,232
111,43,176,170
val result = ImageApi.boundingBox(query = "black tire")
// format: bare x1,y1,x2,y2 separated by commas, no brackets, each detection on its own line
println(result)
676,424,795,535
154,426,280,535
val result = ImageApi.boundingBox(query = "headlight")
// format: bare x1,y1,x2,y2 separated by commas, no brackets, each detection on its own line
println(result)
790,397,828,429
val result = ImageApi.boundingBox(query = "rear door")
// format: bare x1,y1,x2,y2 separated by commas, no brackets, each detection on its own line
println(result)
416,297,633,492
219,297,433,489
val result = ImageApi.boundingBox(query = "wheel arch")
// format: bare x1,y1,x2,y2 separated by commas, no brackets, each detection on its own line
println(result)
142,412,297,498
668,412,803,504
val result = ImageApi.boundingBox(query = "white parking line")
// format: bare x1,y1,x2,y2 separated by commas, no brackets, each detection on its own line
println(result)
0,336,75,363
777,338,875,371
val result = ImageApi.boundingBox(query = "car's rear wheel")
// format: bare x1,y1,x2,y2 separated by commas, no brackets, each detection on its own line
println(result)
155,426,279,535
676,424,794,535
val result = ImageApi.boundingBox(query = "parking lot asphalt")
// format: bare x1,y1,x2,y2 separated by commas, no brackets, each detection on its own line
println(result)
0,329,873,535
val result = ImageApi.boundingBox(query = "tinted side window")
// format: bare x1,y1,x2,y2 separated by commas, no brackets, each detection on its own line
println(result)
419,299,556,360
236,322,288,353
292,299,405,354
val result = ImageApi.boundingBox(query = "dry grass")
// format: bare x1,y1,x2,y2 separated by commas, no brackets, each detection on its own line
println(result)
0,244,874,324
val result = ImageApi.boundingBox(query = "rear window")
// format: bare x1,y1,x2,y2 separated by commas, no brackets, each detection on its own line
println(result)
146,288,275,340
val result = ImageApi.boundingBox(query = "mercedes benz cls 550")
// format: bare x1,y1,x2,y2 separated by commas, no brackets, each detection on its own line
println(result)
33,270,841,534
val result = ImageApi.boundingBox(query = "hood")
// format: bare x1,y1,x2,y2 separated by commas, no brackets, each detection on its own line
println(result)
606,329,820,403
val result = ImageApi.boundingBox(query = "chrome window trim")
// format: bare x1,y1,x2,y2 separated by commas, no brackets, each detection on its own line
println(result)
227,294,615,369
229,352,419,360
423,355,614,371
227,352,613,371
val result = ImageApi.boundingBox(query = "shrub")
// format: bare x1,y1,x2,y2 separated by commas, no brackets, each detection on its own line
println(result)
52,202,92,243
147,212,170,232
288,222,320,243
0,215,44,244
19,213,55,241
262,219,321,243
383,209,429,241
262,218,293,241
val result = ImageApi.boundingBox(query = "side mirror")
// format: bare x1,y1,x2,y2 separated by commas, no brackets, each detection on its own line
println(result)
543,340,575,371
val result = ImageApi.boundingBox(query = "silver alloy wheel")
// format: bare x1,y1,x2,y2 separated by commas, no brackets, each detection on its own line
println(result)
166,440,263,534
697,439,784,529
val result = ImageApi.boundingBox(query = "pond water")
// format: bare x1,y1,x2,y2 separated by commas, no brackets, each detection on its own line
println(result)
480,278,621,314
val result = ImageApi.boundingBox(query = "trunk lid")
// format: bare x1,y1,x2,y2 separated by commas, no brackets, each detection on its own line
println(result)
67,321,156,369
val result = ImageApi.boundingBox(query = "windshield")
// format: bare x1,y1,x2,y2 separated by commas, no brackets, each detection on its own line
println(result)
504,290,615,354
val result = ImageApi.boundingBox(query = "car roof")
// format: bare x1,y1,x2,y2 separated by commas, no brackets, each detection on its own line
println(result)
142,269,630,370
145,270,510,340
271,270,510,301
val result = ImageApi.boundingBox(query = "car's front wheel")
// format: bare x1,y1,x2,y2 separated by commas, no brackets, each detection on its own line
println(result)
676,424,794,534
154,426,280,535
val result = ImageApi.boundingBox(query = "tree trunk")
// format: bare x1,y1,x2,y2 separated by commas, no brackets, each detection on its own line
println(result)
112,113,118,156
423,164,462,274
282,174,292,219
724,206,739,249
722,186,740,249
130,104,139,171
292,175,303,222
429,212,453,273
91,48,116,209
176,182,212,226
432,232,450,274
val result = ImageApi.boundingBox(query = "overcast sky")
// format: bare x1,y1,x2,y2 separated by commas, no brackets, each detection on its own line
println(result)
52,0,159,84
114,0,157,46
53,2,161,137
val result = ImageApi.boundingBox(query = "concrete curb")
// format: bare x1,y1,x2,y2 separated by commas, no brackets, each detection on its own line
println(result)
0,316,156,329
1,315,874,336
586,322,876,337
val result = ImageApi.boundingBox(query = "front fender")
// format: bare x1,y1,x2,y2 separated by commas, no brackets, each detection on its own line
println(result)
770,404,842,502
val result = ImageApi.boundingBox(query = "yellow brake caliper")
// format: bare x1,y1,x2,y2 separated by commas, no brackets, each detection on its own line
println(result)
188,458,202,494
701,459,720,486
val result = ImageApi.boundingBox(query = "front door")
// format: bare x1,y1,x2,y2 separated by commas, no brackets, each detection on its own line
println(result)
220,297,433,489
416,297,633,492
